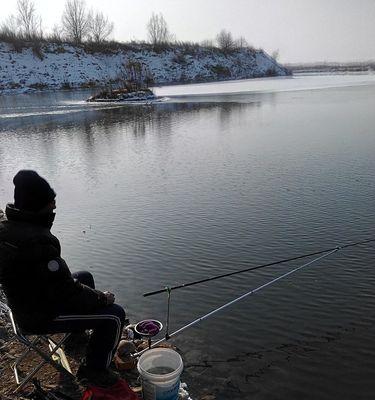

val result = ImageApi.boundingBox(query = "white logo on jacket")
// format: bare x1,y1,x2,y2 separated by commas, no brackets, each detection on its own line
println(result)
47,260,60,272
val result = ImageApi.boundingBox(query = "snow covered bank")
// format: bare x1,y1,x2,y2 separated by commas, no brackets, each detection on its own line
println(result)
0,41,289,94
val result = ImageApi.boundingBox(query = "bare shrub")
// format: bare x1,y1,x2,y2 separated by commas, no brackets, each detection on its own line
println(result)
48,25,64,43
172,52,186,65
80,80,97,88
210,64,231,78
123,60,153,89
54,46,67,53
29,82,48,89
31,41,44,59
200,39,215,48
9,82,22,89
0,16,19,41
61,81,72,89
171,41,205,57
265,67,277,77
0,17,27,52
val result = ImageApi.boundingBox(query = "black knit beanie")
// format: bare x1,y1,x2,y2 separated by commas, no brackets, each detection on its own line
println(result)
13,170,56,212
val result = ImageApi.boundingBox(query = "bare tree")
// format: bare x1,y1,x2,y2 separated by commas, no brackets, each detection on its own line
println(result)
88,11,113,43
16,0,42,40
147,12,172,46
235,36,248,49
61,0,90,43
216,29,235,52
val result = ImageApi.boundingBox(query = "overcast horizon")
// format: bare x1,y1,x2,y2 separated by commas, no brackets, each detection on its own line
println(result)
2,0,375,64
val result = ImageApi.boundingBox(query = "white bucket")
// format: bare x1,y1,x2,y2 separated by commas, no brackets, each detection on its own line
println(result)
137,348,183,400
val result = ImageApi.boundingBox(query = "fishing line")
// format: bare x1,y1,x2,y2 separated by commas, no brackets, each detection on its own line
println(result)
143,238,375,297
133,248,339,357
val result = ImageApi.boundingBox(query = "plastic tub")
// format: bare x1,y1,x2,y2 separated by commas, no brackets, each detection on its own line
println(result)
137,348,183,400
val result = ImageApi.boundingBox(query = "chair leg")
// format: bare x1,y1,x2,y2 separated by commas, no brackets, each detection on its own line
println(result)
13,334,74,394
14,336,41,370
13,358,49,393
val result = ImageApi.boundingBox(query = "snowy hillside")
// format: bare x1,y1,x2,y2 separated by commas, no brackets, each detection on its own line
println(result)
0,41,289,93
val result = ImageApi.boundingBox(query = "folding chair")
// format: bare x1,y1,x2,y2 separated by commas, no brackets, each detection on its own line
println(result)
0,298,74,393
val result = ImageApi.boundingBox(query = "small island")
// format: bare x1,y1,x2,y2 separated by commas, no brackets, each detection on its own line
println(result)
86,87,156,103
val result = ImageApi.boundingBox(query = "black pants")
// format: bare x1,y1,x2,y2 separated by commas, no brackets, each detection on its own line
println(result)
46,271,125,370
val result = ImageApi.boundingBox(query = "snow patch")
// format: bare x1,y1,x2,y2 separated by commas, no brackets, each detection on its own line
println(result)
0,42,289,94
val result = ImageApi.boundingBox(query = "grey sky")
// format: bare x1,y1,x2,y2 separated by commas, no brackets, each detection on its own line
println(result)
2,0,375,63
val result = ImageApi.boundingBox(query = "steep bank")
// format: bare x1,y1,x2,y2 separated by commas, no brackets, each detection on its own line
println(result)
0,41,289,93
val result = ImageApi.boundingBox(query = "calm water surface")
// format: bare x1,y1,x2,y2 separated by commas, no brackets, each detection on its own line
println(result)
1,75,375,399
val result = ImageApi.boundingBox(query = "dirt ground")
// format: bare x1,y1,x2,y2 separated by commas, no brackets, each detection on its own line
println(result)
0,307,142,399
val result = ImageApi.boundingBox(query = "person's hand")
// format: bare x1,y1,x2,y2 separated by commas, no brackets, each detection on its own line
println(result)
103,291,115,305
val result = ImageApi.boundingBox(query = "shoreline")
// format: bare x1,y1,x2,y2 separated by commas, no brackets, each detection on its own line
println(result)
3,71,375,98
0,74,291,97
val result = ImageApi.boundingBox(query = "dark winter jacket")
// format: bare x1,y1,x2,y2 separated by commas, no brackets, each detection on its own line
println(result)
0,204,107,332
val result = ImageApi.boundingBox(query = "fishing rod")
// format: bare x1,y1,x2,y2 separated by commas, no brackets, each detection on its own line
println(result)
143,238,375,297
133,247,339,357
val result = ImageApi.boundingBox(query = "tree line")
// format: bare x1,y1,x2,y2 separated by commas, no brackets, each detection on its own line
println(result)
0,0,253,52
0,0,113,44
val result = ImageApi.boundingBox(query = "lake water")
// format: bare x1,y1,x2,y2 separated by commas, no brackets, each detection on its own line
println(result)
1,74,375,399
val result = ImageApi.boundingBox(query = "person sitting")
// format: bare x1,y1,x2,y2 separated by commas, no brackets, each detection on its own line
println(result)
0,170,126,386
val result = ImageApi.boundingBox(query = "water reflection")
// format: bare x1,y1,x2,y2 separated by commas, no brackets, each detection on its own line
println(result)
0,99,261,143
